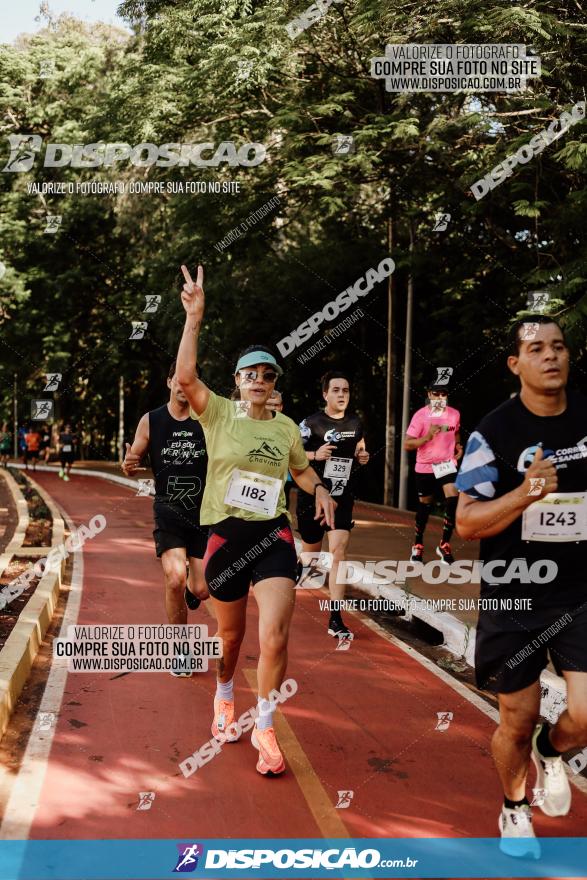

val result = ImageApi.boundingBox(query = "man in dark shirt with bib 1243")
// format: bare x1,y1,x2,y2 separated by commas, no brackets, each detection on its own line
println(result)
457,316,587,854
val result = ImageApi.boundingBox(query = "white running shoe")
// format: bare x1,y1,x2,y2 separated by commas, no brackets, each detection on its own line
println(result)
531,724,572,817
498,805,541,859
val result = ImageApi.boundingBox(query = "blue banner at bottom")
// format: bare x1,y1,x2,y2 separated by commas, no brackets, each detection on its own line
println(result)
0,837,586,879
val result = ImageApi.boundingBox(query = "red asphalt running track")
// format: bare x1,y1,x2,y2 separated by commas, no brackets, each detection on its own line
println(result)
13,472,587,841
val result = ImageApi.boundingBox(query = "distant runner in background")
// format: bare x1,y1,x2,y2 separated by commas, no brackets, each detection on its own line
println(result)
58,423,76,481
17,425,27,466
404,378,462,565
24,425,42,472
40,424,52,463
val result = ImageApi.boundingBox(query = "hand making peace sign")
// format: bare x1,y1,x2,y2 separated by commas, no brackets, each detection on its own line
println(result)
180,264,205,322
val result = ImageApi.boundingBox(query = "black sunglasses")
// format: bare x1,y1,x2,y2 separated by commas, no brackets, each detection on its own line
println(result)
239,369,278,383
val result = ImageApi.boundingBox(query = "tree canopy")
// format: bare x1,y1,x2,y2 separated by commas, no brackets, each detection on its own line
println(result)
1,0,585,500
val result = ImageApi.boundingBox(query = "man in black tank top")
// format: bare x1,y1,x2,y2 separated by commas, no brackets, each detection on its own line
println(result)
123,361,209,639
296,371,369,639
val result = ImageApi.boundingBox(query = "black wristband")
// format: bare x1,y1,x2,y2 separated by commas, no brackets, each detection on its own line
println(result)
314,482,329,495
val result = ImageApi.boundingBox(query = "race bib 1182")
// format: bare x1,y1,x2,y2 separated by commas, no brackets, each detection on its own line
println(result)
224,469,281,517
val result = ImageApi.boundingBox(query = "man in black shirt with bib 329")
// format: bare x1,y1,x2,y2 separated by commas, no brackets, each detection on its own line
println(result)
456,316,587,854
123,361,209,674
296,371,369,639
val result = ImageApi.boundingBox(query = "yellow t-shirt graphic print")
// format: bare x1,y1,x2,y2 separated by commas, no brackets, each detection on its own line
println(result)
192,391,309,525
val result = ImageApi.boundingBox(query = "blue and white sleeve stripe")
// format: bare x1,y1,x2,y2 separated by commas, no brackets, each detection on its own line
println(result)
299,419,311,445
455,431,499,499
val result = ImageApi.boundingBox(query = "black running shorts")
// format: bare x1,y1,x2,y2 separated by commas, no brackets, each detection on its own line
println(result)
153,501,208,559
475,603,587,694
415,471,457,497
203,514,297,602
296,491,355,544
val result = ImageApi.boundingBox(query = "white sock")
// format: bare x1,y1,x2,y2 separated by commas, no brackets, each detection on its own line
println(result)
215,678,234,701
256,697,275,730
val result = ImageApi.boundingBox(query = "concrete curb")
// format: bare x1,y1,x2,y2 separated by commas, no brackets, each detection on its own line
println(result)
12,471,65,557
10,462,151,495
0,469,29,575
0,472,67,742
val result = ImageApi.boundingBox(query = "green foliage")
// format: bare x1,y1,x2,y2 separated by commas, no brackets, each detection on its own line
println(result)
0,0,585,497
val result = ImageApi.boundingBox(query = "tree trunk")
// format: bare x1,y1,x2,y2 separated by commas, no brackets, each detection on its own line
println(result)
383,215,396,506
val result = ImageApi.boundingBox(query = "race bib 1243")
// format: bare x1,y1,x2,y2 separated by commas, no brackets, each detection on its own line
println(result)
522,492,587,542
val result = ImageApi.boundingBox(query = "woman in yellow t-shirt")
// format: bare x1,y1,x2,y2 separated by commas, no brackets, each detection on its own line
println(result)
176,265,336,777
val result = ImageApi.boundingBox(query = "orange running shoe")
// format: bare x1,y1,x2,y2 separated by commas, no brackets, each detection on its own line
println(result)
251,726,285,775
211,699,240,741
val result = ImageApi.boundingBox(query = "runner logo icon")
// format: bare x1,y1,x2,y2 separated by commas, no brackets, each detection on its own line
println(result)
31,400,53,420
528,477,546,496
136,791,155,811
435,711,453,731
335,790,354,808
44,372,62,391
136,478,155,497
435,366,453,384
2,134,42,172
38,712,55,731
530,787,547,807
173,843,203,872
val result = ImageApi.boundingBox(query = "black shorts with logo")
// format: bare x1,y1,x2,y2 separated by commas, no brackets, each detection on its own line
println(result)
475,602,587,694
153,501,208,559
415,471,457,497
203,514,297,602
295,490,355,544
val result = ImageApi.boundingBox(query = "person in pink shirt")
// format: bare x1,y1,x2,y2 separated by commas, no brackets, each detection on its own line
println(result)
404,379,463,564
